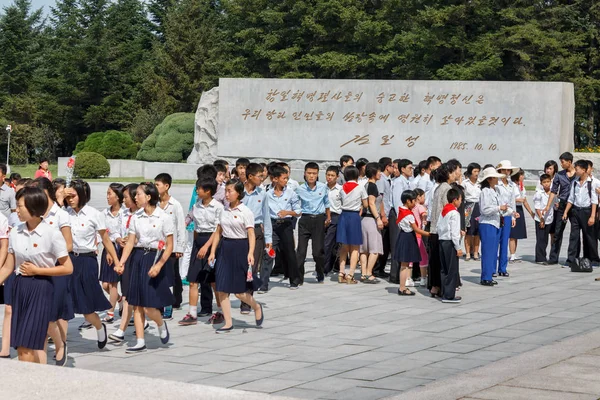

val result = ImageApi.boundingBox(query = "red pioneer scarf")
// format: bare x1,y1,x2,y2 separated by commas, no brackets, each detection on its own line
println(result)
342,182,359,194
396,207,413,225
442,203,457,217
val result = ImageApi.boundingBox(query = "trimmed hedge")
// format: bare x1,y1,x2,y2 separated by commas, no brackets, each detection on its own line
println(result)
75,130,138,159
74,152,110,178
136,113,194,162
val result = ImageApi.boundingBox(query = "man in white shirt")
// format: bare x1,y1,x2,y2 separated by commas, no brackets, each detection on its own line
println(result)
324,166,342,275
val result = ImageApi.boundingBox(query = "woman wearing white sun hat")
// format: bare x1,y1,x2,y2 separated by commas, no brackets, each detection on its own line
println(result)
478,167,507,286
495,161,520,278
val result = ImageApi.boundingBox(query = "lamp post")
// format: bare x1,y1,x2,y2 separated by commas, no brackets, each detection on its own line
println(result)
5,125,11,166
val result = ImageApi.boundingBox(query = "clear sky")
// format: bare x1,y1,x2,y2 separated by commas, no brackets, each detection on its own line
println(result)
1,0,55,15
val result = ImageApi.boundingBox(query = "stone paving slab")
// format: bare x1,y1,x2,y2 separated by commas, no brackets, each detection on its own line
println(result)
2,182,600,399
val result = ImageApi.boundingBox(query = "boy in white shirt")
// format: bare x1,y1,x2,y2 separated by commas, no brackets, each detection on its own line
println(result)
437,188,463,303
534,174,555,264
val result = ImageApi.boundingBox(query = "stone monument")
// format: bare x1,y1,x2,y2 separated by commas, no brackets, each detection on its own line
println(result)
189,78,575,171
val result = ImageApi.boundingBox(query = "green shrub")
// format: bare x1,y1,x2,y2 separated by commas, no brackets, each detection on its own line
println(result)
74,152,111,178
74,130,138,159
136,113,194,162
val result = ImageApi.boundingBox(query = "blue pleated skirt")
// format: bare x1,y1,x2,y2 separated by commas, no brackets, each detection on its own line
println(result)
127,249,174,309
99,242,121,283
11,275,53,350
215,238,262,294
187,233,212,283
3,272,15,305
50,274,74,322
69,254,111,314
336,210,363,245
393,230,421,263
121,257,133,299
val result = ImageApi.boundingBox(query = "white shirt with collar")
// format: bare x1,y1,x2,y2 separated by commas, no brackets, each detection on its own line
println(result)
67,205,106,253
462,179,481,203
416,172,434,194
339,182,368,212
189,198,224,233
568,176,598,208
128,206,175,249
533,190,555,224
391,175,411,212
44,202,71,231
121,207,139,238
397,206,416,232
219,203,255,239
103,207,123,242
377,173,393,217
327,183,342,214
496,180,516,217
159,196,186,253
10,221,68,275
437,207,461,250
0,183,15,219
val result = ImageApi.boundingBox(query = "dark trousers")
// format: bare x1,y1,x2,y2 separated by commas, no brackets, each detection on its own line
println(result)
170,256,183,308
324,213,339,275
375,222,390,275
549,201,569,264
200,280,213,313
567,207,598,263
535,221,552,263
296,214,326,282
241,225,265,309
261,220,301,286
388,208,400,282
439,240,459,300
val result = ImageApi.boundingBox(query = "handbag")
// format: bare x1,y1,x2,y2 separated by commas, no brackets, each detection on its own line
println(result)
570,257,593,273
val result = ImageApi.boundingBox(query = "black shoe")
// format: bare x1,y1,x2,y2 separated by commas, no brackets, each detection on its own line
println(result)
480,280,495,286
108,332,124,343
491,280,498,285
97,323,108,349
216,326,233,334
197,310,212,318
255,303,264,327
56,342,68,367
125,345,147,353
160,322,170,344
257,287,268,294
499,272,509,277
0,355,10,359
240,303,251,315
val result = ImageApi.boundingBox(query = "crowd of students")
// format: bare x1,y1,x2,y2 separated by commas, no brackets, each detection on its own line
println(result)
0,150,595,365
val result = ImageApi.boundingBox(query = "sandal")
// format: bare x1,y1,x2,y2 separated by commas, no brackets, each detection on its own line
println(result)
465,255,471,261
473,254,481,261
346,275,358,284
360,275,368,282
338,273,346,284
398,288,415,296
364,276,379,284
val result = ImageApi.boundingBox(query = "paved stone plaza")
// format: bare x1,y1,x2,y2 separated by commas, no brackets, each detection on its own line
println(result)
2,183,600,399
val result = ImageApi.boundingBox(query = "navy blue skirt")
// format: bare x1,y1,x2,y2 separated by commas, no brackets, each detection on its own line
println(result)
393,230,421,263
188,233,213,283
121,257,133,299
510,205,527,239
336,210,363,245
99,242,121,283
69,254,111,314
3,272,15,305
50,274,74,322
215,238,262,294
11,275,53,350
127,249,174,309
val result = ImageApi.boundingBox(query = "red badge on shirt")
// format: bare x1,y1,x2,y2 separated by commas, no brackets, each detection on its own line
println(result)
49,221,53,225
234,216,238,219
81,224,84,227
258,200,261,203
33,243,38,248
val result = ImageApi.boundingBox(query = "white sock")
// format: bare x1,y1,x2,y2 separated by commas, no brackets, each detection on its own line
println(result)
510,254,515,260
158,322,167,339
132,338,145,348
114,328,124,337
190,305,197,316
97,326,106,342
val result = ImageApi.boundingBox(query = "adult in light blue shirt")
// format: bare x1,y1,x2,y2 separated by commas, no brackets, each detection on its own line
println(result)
391,174,411,212
296,181,330,215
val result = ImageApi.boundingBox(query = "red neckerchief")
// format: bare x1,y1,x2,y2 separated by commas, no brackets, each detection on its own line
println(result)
519,181,524,192
442,203,457,217
342,182,359,194
396,207,413,225
126,214,133,229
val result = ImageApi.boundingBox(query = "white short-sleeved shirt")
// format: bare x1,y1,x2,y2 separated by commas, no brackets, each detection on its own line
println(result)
339,183,368,211
0,213,8,239
121,208,138,238
327,183,342,214
219,203,254,239
103,207,123,242
7,212,20,229
463,179,481,204
128,206,174,249
67,205,106,253
44,202,71,230
9,221,68,275
533,190,555,224
159,196,186,253
512,184,526,201
397,207,416,232
189,198,224,233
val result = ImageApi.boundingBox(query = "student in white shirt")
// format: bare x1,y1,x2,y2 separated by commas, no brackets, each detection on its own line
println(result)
0,187,71,363
509,170,535,263
155,173,186,320
208,180,264,333
463,163,482,261
534,174,555,264
65,179,121,350
324,166,342,276
117,183,174,353
437,189,463,303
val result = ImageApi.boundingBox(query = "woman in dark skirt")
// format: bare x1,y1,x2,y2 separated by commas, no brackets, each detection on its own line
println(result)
0,214,10,359
108,183,140,343
463,163,482,260
394,190,430,296
208,180,263,334
0,187,73,363
65,179,121,350
510,170,535,263
30,177,74,366
117,182,173,353
100,183,125,323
